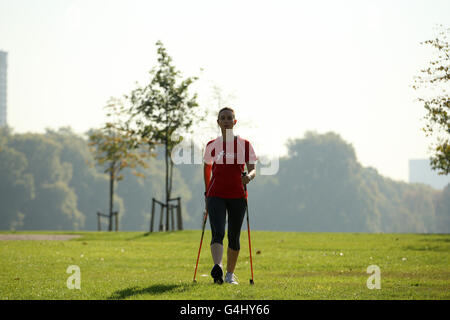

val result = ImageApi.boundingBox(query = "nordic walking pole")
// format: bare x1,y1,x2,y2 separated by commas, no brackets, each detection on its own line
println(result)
193,209,208,283
242,171,255,285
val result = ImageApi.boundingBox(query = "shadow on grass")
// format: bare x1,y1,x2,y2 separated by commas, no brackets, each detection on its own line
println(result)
420,236,450,243
124,232,152,241
126,231,182,241
108,284,186,300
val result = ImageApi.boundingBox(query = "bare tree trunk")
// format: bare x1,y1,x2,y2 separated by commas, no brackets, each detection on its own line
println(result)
165,137,169,231
165,94,170,231
109,162,115,232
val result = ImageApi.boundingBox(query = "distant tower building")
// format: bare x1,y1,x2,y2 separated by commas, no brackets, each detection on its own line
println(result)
0,51,7,127
409,159,450,189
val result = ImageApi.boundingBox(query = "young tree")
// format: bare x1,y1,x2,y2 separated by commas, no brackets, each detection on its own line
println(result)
88,97,155,231
413,25,450,175
127,40,204,230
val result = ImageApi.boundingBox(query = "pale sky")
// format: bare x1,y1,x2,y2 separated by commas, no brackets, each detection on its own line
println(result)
1,0,450,183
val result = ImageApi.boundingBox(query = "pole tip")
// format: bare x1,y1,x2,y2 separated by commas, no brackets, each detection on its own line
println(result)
249,279,254,285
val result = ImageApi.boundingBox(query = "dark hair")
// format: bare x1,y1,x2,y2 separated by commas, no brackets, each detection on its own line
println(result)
218,107,235,119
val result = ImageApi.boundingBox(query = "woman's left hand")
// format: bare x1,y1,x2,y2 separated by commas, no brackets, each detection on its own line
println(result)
242,174,251,185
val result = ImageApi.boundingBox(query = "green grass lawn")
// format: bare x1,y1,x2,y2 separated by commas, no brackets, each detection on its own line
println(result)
0,230,449,300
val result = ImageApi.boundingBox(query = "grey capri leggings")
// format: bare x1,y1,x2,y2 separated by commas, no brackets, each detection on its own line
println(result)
207,197,247,251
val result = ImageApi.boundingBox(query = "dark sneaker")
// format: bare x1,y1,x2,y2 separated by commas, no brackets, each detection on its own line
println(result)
210,264,223,284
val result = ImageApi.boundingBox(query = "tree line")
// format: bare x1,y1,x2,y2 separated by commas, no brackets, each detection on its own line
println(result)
2,26,449,233
1,127,448,233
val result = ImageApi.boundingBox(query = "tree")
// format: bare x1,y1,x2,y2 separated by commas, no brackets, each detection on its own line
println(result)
434,183,450,233
413,25,450,175
7,131,84,230
127,40,204,231
88,97,154,231
0,127,34,230
46,127,111,230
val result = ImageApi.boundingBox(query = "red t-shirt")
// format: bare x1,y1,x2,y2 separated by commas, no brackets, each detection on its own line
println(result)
204,135,257,199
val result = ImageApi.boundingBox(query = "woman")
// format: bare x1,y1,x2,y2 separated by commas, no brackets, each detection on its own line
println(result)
203,107,257,285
